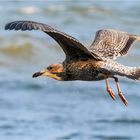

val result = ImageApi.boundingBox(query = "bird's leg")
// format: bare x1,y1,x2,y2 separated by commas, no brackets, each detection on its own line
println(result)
105,79,116,100
113,77,128,106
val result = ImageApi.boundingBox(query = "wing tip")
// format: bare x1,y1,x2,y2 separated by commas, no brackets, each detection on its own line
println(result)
4,20,42,31
5,22,12,30
5,21,18,30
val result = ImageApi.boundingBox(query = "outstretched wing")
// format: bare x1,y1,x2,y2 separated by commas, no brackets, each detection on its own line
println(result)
5,21,102,61
89,29,140,60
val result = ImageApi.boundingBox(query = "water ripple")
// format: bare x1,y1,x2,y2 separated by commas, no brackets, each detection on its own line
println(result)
97,118,140,124
1,1,140,140
94,135,132,140
57,132,80,140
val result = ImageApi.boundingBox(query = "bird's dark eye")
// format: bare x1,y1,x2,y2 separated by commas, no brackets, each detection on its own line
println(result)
47,66,53,70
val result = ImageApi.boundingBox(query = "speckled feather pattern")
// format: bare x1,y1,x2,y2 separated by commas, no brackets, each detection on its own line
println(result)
89,29,137,60
63,59,140,81
63,59,110,81
100,60,140,80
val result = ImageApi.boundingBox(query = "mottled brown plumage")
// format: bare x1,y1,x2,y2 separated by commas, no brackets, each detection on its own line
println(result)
5,20,140,106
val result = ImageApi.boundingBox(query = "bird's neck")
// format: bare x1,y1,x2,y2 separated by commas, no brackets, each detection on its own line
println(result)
55,72,67,81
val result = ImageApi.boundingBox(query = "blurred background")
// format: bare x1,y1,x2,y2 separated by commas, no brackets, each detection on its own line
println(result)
0,0,140,140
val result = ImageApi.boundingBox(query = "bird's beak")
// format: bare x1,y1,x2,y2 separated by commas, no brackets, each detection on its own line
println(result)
32,70,47,78
32,69,62,80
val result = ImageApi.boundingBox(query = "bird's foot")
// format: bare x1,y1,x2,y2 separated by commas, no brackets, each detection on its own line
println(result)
107,87,116,100
118,92,128,106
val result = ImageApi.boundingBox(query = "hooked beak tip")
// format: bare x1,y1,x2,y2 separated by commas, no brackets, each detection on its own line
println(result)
32,72,44,78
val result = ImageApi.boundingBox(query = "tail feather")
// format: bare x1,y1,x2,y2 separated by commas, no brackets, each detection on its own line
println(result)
101,60,140,80
130,67,140,80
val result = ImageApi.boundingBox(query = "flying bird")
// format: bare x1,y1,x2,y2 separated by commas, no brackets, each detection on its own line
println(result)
5,20,140,106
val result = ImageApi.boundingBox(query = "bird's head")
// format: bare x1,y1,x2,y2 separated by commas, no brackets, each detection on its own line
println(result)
32,63,64,80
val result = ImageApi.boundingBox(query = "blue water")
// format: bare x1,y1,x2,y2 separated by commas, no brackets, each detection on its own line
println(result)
0,1,140,140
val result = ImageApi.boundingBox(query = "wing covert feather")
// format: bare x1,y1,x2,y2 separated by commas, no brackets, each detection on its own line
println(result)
5,21,102,61
89,29,138,59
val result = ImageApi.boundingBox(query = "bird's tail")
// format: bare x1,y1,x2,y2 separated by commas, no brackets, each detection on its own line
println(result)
101,61,140,80
127,67,140,80
115,66,140,81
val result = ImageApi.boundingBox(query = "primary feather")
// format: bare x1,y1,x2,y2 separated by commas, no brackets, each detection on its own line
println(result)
89,29,138,60
5,20,102,61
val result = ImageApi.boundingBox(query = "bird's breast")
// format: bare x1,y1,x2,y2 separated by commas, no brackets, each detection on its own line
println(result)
65,59,109,81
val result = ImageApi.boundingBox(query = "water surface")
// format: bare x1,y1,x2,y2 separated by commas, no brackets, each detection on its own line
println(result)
0,1,140,140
